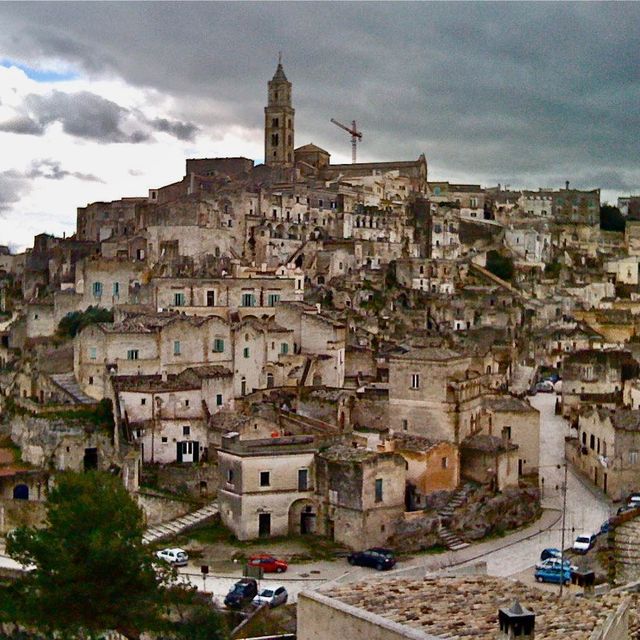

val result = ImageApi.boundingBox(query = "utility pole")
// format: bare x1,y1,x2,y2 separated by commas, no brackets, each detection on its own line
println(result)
559,457,569,597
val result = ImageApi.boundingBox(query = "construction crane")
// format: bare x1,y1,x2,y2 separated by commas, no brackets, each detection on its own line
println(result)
330,118,362,164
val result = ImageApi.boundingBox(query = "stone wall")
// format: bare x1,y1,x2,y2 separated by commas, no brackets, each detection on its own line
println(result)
613,515,640,585
451,486,541,541
389,512,440,552
136,489,195,526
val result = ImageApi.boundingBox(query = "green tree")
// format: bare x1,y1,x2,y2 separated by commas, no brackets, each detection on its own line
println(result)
57,306,114,339
600,204,625,232
1,472,178,639
485,250,514,281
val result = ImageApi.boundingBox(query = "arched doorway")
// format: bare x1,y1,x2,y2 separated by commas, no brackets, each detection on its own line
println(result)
288,498,317,535
13,484,29,500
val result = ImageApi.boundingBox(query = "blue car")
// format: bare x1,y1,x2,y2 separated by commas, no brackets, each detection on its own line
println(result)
535,565,571,585
540,548,561,562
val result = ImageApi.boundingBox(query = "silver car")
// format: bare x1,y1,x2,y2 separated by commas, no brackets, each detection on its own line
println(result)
253,585,288,608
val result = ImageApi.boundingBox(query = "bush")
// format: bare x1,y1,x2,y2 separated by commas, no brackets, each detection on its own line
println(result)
57,306,114,338
486,250,514,281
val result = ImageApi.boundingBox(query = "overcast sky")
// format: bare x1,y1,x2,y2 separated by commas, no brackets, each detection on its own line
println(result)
1,2,639,249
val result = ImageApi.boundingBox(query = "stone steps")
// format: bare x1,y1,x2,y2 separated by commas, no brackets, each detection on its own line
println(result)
50,373,95,404
438,524,469,551
143,501,219,545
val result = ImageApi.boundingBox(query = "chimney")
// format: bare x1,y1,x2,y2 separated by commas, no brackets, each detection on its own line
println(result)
498,600,535,639
565,181,570,190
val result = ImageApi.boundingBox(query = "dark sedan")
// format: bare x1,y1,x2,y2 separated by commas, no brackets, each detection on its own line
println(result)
347,548,396,571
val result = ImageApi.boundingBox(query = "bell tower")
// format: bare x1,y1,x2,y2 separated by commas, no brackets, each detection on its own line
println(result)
264,55,294,167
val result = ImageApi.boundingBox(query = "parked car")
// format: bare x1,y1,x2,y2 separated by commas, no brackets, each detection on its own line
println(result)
539,548,561,562
347,548,396,571
617,504,638,516
535,557,577,572
572,533,597,554
247,554,288,573
535,380,554,393
155,548,189,567
224,578,258,609
627,494,640,508
534,564,571,585
599,519,613,535
253,585,288,608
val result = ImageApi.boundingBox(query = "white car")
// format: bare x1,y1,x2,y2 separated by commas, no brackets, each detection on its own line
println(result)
156,547,189,567
572,533,596,554
253,585,288,608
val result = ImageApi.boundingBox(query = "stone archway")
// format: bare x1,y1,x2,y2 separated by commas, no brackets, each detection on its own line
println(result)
289,498,317,535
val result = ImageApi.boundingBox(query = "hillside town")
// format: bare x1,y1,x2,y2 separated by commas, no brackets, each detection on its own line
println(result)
3,61,640,639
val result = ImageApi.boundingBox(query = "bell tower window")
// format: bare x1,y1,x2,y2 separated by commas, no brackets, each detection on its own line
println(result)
272,118,279,127
271,133,279,146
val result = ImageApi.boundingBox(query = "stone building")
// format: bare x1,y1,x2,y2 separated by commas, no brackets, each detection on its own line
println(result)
315,442,406,549
217,432,317,540
297,575,635,640
484,396,540,476
112,366,234,464
388,347,487,443
561,349,640,420
568,406,640,500
379,433,460,508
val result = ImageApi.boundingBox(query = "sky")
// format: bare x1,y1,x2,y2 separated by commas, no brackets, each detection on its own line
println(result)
0,2,639,250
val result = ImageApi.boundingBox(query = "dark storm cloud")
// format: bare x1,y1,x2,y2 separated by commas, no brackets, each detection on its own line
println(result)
148,118,199,141
0,89,200,144
26,159,103,183
0,3,639,191
0,115,45,135
0,160,103,212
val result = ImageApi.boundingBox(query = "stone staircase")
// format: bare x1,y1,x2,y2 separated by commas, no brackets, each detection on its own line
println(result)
438,483,475,520
437,484,475,551
142,502,219,545
50,373,95,404
438,523,469,551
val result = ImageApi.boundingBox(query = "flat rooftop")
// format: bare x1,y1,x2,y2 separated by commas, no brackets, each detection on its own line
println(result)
328,576,634,640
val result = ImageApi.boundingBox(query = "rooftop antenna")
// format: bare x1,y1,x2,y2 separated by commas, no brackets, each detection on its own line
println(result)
331,118,363,164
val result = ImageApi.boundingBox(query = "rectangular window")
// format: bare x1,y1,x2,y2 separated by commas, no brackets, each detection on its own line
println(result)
411,373,420,389
402,419,408,431
630,451,638,465
241,293,256,307
184,399,190,407
243,347,250,358
206,290,215,307
161,436,168,443
182,426,190,436
89,347,97,360
374,478,383,503
298,468,309,491
216,394,223,406
92,281,103,297
502,426,512,440
227,468,234,483
174,340,181,356
141,398,146,405
112,282,120,296
127,349,139,360
441,457,448,469
280,343,289,355
173,292,186,306
213,338,225,353
267,293,280,306
260,471,271,487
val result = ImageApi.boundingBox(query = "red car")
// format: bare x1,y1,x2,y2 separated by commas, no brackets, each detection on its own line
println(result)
247,554,288,573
